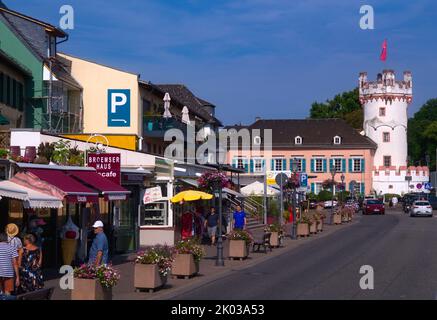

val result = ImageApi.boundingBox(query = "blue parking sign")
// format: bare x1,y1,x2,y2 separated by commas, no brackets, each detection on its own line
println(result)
300,173,308,187
108,89,130,127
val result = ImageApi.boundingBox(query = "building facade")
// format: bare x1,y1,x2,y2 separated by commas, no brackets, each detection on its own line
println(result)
227,119,377,196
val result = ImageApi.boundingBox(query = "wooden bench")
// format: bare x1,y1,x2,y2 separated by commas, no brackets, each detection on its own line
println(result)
16,287,54,300
252,232,272,253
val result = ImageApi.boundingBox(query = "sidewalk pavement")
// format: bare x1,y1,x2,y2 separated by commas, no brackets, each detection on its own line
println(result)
47,216,360,300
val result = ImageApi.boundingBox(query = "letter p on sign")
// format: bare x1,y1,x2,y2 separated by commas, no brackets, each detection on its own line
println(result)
108,89,131,127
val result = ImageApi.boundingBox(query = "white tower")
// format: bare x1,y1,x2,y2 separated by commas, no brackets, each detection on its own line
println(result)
359,70,428,195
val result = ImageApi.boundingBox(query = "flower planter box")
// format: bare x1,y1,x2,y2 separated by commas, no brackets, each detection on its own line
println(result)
317,221,323,232
341,215,348,223
309,223,317,234
134,264,167,292
269,232,281,247
297,223,309,237
71,278,112,300
229,240,249,260
172,253,199,279
333,214,342,225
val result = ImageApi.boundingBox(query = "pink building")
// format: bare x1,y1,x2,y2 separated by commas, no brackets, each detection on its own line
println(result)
226,119,376,196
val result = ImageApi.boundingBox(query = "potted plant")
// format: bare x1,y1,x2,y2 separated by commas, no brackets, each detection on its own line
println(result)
197,171,230,193
172,239,204,279
309,215,317,234
265,224,282,247
72,264,120,300
333,210,342,225
314,212,324,232
228,229,253,260
134,245,173,292
0,148,8,159
37,142,55,162
297,214,311,237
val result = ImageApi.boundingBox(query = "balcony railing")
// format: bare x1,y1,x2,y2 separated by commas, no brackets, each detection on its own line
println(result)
143,115,187,137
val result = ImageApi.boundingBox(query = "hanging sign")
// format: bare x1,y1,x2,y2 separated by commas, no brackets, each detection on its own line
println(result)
143,186,163,204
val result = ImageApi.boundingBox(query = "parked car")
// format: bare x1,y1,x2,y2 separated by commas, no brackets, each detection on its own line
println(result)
324,199,338,209
409,200,433,217
308,199,318,209
362,199,385,215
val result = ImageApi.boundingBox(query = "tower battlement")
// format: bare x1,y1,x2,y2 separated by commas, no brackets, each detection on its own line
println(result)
359,70,412,104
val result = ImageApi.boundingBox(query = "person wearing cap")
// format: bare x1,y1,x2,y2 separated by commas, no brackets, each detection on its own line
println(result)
5,224,23,265
88,221,109,266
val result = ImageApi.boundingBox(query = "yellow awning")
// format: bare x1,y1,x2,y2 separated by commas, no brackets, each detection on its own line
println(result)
171,190,213,203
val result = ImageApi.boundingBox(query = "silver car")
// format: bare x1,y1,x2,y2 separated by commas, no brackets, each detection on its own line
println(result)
410,200,433,217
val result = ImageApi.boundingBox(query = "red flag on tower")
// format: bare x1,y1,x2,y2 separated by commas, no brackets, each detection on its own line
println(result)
380,39,387,62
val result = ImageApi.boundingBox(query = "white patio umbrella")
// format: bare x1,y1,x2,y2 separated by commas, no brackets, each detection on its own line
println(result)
181,106,190,124
163,92,172,118
240,181,279,196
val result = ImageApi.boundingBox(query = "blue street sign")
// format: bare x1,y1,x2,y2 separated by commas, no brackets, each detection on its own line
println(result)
300,173,308,187
424,182,432,190
108,89,131,127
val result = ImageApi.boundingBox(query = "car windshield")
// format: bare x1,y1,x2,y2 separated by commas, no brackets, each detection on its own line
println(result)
415,202,429,206
366,200,383,205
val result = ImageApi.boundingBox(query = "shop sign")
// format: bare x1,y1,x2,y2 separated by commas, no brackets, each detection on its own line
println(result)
108,194,127,201
87,153,121,185
143,186,163,204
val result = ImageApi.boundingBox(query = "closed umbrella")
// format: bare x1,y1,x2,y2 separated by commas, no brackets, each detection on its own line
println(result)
181,106,190,124
163,92,172,118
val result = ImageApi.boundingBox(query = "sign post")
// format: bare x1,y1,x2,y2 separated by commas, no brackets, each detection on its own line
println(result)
275,173,288,225
87,153,121,185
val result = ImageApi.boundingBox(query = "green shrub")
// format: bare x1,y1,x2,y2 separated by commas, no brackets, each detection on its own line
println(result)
317,190,333,202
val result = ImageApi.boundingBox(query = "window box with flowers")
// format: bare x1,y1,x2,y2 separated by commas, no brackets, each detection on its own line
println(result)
172,239,204,279
228,229,254,260
71,264,120,300
134,245,173,292
265,224,283,247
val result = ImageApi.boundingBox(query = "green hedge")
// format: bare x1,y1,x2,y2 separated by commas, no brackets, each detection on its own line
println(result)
383,193,401,202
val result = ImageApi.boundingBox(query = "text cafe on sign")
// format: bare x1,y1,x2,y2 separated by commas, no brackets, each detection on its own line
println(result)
87,153,121,185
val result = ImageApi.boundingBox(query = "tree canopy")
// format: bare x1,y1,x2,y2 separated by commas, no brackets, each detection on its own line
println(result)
309,88,363,130
407,99,437,170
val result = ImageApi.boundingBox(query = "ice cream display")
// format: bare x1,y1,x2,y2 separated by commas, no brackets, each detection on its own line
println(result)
60,216,80,265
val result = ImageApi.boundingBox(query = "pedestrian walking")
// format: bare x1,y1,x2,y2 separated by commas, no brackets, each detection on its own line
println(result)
18,234,43,293
5,224,23,264
204,207,219,245
232,205,247,230
392,196,398,207
0,232,20,295
88,221,109,266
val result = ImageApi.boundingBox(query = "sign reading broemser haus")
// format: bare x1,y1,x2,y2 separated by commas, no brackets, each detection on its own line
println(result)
87,153,121,185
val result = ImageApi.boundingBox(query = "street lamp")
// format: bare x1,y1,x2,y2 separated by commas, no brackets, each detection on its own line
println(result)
340,173,345,204
330,165,337,223
291,158,299,239
213,169,224,267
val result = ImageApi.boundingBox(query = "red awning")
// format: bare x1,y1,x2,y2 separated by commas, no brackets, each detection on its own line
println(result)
67,170,130,201
27,168,99,203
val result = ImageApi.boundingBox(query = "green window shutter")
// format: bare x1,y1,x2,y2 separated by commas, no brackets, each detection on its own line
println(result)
342,159,346,173
282,159,286,171
302,159,306,172
310,159,315,173
361,183,365,195
329,159,333,172
311,183,315,194
271,159,275,171
249,159,254,173
12,79,16,108
289,159,293,171
232,158,237,168
244,159,249,173
323,159,327,172
361,158,365,172
349,182,353,192
261,159,266,171
349,159,353,173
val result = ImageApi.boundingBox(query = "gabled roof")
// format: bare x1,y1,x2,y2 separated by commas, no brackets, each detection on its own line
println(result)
0,5,67,61
140,82,222,126
229,118,377,150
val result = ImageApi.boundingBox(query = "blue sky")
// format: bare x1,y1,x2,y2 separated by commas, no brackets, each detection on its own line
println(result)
7,0,437,125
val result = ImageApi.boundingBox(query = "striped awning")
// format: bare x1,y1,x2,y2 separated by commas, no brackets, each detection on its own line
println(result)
0,180,63,209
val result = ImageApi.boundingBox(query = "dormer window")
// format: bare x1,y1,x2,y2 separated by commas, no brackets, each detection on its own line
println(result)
333,136,341,145
253,136,261,145
295,136,302,145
